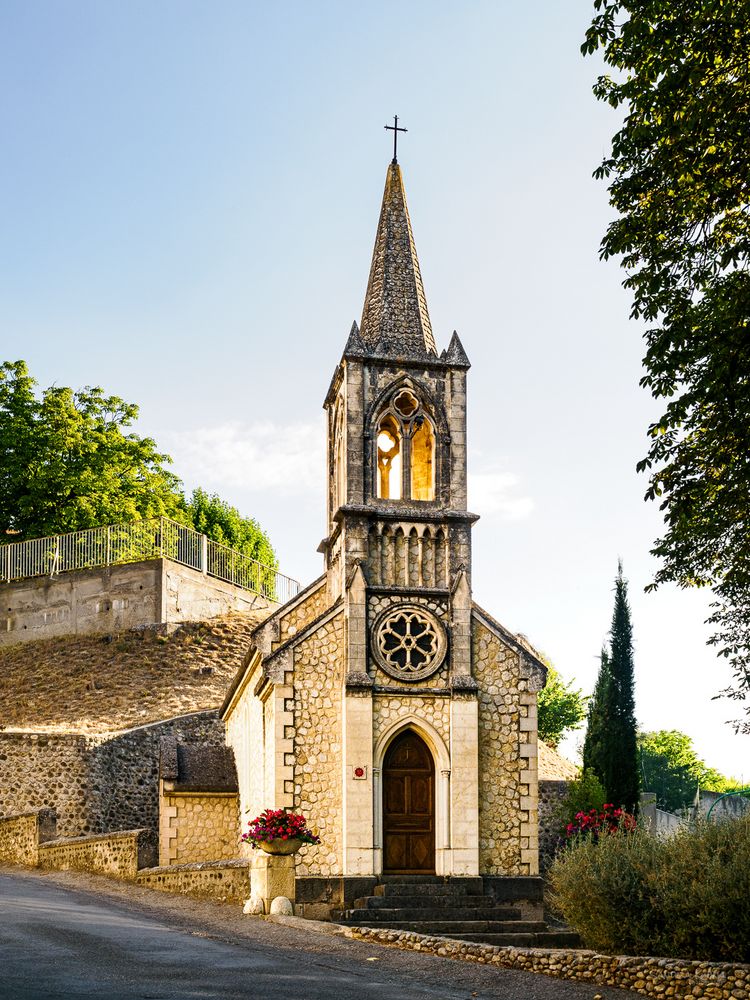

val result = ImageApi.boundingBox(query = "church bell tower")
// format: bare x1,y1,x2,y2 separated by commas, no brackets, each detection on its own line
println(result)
321,157,481,875
224,143,545,890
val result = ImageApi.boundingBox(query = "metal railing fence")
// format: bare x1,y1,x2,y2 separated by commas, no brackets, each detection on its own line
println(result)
0,517,299,604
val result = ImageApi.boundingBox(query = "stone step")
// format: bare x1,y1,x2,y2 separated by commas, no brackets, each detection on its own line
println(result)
376,875,484,886
353,894,497,910
374,879,484,897
338,919,548,935
336,907,524,924
440,930,582,948
482,877,544,903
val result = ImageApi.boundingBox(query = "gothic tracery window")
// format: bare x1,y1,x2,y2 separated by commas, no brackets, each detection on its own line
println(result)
375,388,436,502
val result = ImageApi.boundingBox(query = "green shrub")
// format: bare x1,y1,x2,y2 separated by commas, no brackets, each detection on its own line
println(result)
548,814,750,961
553,770,607,835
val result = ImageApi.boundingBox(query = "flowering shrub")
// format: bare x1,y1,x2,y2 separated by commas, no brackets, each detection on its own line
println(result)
241,808,320,849
565,803,636,839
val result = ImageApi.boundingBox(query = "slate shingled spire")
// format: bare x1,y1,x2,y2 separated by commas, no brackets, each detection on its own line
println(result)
359,162,437,358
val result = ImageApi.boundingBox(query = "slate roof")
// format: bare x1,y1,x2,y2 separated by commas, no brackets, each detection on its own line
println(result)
159,738,238,793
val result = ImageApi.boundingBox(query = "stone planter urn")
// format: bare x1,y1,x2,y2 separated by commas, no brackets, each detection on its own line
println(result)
257,837,302,856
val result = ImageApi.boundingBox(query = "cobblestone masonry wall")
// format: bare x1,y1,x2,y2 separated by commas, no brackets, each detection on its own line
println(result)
293,614,344,878
372,695,450,747
161,793,239,865
473,619,527,875
137,860,250,903
38,828,156,879
0,712,223,837
277,583,329,646
0,809,57,865
346,927,749,1000
538,779,568,873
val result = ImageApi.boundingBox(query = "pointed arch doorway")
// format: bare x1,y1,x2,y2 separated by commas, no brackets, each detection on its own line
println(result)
382,729,436,874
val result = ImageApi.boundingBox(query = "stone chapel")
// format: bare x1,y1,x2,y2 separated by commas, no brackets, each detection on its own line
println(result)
221,156,547,905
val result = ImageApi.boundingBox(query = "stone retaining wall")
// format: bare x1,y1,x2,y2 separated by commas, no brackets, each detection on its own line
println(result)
38,828,156,879
0,712,224,838
137,860,250,903
0,809,57,865
345,927,749,1000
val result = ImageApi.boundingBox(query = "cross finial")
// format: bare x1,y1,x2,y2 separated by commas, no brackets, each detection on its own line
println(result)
384,114,407,164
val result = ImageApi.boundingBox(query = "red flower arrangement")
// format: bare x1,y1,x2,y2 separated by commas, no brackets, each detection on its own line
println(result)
565,803,637,840
241,808,321,849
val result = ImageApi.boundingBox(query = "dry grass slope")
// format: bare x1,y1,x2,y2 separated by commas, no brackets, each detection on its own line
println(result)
0,612,270,734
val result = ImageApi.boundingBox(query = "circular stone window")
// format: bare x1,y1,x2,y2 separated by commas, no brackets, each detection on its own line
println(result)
371,605,447,682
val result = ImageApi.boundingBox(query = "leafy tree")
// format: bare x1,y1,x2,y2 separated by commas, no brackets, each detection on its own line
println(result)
0,362,277,574
583,564,639,811
639,729,743,813
538,662,588,748
185,488,277,569
582,647,611,788
582,1,750,731
0,361,184,539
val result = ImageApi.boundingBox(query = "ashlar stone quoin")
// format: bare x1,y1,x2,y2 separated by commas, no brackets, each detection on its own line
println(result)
222,158,547,900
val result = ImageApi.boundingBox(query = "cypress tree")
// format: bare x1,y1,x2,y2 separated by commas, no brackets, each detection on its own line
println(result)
582,646,611,785
582,563,640,813
602,561,640,812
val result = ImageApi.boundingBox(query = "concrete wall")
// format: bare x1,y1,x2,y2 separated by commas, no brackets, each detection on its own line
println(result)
0,712,224,838
1,558,273,647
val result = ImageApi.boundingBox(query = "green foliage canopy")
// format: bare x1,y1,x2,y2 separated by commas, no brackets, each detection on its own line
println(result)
537,663,587,748
0,361,184,539
582,1,750,730
185,488,277,569
0,361,277,573
639,728,742,813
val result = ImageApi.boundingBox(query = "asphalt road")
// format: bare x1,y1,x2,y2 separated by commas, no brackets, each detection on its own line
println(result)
0,870,631,1000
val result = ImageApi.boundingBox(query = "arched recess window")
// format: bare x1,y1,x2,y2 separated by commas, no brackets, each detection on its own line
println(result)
333,402,346,509
411,417,435,501
377,415,402,500
375,388,436,502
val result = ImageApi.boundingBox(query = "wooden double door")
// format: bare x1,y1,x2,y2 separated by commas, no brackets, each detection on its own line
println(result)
383,730,435,874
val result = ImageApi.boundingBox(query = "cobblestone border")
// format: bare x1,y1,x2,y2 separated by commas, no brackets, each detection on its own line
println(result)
343,926,749,999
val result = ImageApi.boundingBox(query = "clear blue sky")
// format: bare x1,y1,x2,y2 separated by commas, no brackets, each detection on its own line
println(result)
2,0,747,778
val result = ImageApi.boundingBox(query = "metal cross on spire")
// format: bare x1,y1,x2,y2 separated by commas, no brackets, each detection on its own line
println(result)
384,115,407,164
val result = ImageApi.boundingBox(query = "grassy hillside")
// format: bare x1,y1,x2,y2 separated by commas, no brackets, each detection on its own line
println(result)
0,613,268,734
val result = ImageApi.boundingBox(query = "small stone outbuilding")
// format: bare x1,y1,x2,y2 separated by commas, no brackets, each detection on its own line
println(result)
158,739,239,866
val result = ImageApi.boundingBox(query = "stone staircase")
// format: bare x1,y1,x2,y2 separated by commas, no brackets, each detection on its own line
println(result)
333,876,580,948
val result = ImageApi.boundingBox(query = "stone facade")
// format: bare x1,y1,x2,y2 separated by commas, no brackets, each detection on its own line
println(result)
159,791,239,866
0,557,273,648
0,712,224,838
292,612,344,877
222,158,548,887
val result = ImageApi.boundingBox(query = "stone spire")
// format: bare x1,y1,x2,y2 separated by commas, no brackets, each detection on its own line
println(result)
359,162,437,358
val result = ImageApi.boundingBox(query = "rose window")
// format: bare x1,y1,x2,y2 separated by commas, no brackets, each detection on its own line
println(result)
372,605,447,681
